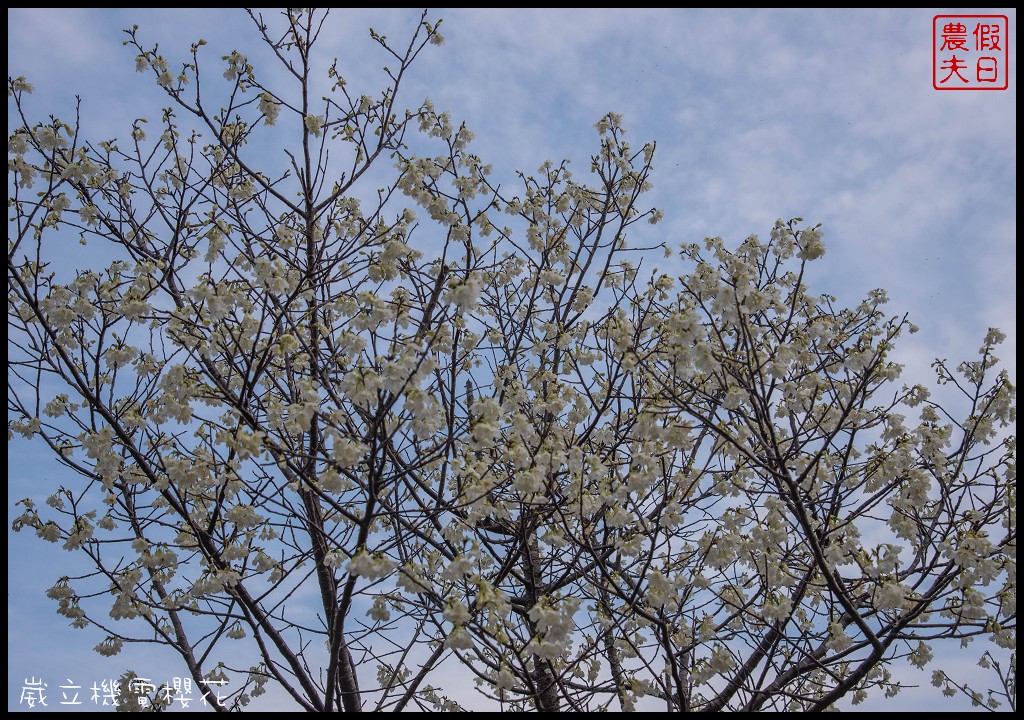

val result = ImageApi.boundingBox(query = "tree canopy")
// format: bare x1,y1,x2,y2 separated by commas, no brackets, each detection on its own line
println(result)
7,8,1015,712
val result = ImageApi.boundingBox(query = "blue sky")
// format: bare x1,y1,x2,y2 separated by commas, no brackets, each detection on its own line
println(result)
7,7,1016,712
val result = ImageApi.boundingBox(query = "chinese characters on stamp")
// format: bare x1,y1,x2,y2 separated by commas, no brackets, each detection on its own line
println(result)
934,15,1009,90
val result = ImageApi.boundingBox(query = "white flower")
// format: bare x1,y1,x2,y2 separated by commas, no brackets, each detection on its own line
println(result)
441,555,474,581
646,570,675,610
824,621,852,651
38,522,62,543
874,581,908,611
909,640,933,668
104,344,137,369
368,597,391,622
259,92,280,126
223,51,248,81
721,387,745,410
232,428,265,459
761,595,793,624
447,273,483,311
444,626,473,650
225,504,263,528
253,551,276,573
10,76,34,93
332,438,366,468
983,327,1006,346
797,227,826,260
605,506,632,528
707,645,736,674
495,667,515,691
13,417,41,438
304,114,325,137
397,565,429,594
46,579,74,600
8,132,29,156
109,592,143,620
95,636,123,657
526,596,580,661
443,599,471,626
347,552,396,581
539,268,565,286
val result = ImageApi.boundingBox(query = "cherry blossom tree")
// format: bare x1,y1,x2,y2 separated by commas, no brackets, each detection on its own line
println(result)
7,8,1015,712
